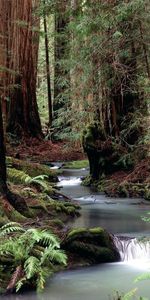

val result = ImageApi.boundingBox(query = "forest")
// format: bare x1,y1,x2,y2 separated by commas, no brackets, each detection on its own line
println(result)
0,0,150,299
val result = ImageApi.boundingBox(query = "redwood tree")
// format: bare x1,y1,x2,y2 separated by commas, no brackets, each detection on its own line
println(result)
0,0,42,137
54,0,70,113
0,98,7,195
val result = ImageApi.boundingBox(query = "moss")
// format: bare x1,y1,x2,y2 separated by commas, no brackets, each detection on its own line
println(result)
0,216,9,226
6,157,58,182
0,199,27,223
7,168,32,185
62,227,120,264
64,160,89,169
68,241,117,263
49,219,64,229
82,175,93,186
89,227,104,234
8,209,27,222
144,185,150,200
67,228,88,239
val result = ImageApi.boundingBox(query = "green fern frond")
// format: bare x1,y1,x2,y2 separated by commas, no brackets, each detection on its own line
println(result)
38,230,60,247
25,229,60,248
122,288,138,300
135,273,150,283
0,222,25,236
16,277,27,292
31,175,49,181
41,247,67,266
24,256,40,279
36,269,47,293
7,168,31,185
24,228,42,243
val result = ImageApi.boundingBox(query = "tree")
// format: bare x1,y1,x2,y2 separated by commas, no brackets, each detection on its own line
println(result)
0,98,7,195
53,0,70,114
0,0,42,138
43,0,53,127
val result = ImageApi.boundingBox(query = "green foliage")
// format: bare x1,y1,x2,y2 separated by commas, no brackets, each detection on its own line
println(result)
7,167,50,191
0,222,67,293
64,160,89,169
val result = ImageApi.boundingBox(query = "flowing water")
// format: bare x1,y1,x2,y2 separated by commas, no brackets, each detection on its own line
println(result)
3,167,150,300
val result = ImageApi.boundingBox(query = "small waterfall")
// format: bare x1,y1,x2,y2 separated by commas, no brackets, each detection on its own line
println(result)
114,236,150,262
57,177,82,186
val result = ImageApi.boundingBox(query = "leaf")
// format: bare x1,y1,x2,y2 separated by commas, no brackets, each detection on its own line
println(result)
41,247,67,266
24,256,40,279
135,273,150,283
122,288,137,300
0,222,25,236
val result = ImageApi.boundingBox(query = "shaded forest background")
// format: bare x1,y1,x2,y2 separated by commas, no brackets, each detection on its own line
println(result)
0,0,149,174
0,0,149,294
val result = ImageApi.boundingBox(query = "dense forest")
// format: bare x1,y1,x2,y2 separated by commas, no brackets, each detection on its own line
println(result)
0,0,149,299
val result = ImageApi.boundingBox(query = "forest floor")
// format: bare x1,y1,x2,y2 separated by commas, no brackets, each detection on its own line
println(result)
7,137,85,162
6,137,150,200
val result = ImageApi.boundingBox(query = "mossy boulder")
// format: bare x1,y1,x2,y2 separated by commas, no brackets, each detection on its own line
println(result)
62,227,120,264
6,157,58,182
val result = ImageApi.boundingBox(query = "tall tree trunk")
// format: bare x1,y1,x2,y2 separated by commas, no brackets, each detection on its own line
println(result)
54,0,69,114
43,2,52,127
0,98,7,195
0,0,42,138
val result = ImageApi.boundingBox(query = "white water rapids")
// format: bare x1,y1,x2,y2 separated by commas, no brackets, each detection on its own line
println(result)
113,236,150,271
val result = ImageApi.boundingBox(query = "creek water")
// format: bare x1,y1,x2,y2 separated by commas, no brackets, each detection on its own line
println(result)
3,167,150,300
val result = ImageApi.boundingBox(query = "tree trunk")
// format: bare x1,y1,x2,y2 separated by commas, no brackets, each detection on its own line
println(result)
43,0,52,127
0,0,42,138
0,98,7,195
54,0,69,113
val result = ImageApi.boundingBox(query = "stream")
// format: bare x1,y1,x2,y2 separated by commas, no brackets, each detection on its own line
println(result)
4,167,150,300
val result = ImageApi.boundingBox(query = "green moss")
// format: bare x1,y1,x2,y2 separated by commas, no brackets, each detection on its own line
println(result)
7,168,31,185
89,227,104,234
6,157,58,182
144,185,150,200
49,219,64,229
8,209,27,222
0,216,9,227
68,228,87,239
82,175,93,186
69,241,117,263
64,160,89,169
62,227,120,263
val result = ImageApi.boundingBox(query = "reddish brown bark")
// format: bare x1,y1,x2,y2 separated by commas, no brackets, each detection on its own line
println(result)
0,0,42,138
0,98,7,195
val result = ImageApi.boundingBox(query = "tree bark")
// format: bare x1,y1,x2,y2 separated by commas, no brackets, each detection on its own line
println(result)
54,0,70,113
0,0,42,138
43,1,52,127
0,98,7,195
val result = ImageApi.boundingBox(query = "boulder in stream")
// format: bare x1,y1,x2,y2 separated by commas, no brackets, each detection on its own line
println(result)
61,227,120,265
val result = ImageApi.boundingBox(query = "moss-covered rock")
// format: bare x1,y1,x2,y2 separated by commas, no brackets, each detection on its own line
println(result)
64,160,89,169
6,157,58,182
62,227,120,264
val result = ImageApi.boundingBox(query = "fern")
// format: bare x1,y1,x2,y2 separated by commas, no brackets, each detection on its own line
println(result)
0,222,25,237
122,288,137,300
0,222,67,293
25,175,49,190
16,277,27,292
24,256,40,279
41,247,67,266
135,273,150,283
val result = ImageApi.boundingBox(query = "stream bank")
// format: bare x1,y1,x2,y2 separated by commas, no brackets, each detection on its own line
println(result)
1,165,150,299
0,163,149,300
